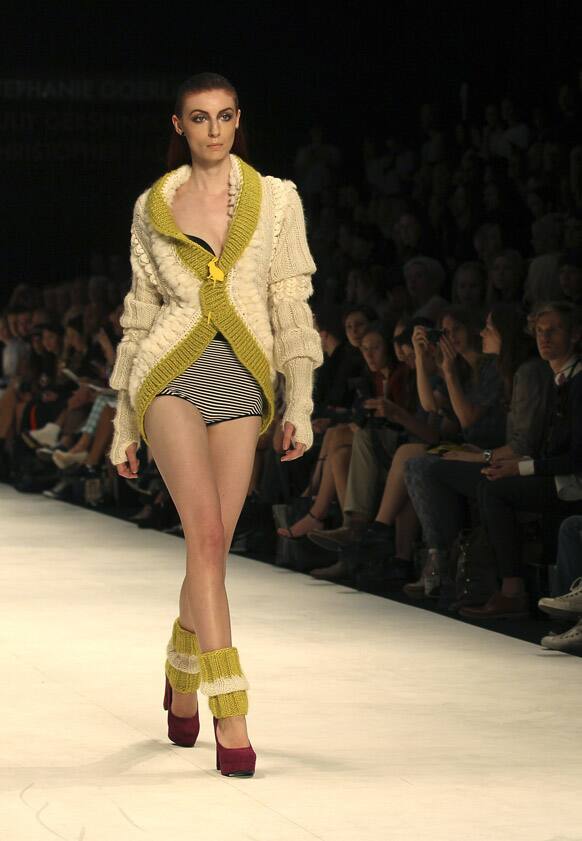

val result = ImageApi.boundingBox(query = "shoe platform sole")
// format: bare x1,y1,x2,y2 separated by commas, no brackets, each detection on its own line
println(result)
538,604,582,621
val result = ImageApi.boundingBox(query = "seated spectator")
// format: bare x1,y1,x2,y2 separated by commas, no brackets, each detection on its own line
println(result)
523,214,564,306
451,261,487,310
271,303,377,457
558,248,582,304
473,222,503,270
311,304,366,433
487,249,525,303
538,516,582,654
403,256,449,321
306,317,457,582
402,303,550,602
454,301,582,620
277,319,401,540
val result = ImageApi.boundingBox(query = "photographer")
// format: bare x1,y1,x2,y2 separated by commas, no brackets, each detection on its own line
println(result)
277,319,404,541
307,318,455,582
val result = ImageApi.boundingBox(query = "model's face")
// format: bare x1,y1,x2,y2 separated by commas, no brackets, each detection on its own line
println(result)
344,312,369,347
173,89,240,164
480,312,502,355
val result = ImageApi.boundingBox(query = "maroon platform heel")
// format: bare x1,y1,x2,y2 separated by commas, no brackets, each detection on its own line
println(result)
213,716,256,777
163,675,200,747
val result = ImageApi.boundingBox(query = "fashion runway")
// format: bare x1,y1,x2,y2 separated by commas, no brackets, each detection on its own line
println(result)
1,484,580,841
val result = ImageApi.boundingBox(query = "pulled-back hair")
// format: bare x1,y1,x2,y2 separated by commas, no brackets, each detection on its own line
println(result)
167,72,250,170
488,302,534,400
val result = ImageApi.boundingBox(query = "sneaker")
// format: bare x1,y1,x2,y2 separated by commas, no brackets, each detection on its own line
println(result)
42,478,72,499
28,422,61,448
538,577,582,620
52,450,88,470
541,618,582,654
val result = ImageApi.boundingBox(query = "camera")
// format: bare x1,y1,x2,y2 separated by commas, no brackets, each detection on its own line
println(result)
426,328,445,344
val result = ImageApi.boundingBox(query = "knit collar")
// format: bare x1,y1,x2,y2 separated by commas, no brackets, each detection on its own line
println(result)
146,153,262,281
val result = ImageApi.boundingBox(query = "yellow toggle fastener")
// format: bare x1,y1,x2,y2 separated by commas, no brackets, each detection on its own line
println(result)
208,257,225,287
207,311,212,325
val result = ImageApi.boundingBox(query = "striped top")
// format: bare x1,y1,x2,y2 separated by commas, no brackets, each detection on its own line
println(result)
156,233,264,424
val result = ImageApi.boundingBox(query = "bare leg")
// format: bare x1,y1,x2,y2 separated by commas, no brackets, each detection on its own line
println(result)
85,405,115,466
69,432,91,453
144,396,261,748
277,426,353,537
375,443,427,525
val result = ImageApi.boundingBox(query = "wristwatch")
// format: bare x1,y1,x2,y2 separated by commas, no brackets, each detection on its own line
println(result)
482,449,493,464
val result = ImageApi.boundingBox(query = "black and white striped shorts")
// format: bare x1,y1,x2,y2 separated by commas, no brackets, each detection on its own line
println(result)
155,336,264,425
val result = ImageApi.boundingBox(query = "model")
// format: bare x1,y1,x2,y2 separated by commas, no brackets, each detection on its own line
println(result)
106,72,323,777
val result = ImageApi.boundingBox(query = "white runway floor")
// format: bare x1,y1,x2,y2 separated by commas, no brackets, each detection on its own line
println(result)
1,483,581,841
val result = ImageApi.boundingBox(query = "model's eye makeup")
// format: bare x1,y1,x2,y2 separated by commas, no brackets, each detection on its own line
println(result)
190,112,234,123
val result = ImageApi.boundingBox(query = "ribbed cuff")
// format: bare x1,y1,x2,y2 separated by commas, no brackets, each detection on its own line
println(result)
199,646,250,718
108,390,141,466
282,357,315,450
165,617,202,694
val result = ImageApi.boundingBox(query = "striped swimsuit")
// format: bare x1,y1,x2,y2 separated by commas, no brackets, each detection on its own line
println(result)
155,235,264,426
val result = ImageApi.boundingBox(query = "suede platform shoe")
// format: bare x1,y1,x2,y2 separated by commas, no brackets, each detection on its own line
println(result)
163,675,200,747
213,716,256,777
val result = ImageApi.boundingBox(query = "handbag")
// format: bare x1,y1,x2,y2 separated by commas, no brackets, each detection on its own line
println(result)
554,473,582,501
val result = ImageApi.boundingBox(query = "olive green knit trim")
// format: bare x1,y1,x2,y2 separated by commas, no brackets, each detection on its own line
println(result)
137,155,275,445
209,690,248,719
146,154,261,281
172,617,201,656
165,659,201,694
199,646,249,719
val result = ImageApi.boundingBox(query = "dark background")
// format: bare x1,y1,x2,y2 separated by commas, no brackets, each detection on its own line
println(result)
2,0,581,291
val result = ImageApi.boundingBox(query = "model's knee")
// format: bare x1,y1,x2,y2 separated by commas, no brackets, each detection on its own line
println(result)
185,520,226,560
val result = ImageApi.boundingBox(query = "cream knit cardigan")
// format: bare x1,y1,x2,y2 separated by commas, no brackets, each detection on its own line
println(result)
107,153,323,466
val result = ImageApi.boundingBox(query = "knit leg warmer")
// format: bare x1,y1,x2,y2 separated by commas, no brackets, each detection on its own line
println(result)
199,646,250,718
164,617,201,694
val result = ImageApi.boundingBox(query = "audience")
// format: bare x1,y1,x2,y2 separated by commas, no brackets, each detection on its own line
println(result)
2,73,582,654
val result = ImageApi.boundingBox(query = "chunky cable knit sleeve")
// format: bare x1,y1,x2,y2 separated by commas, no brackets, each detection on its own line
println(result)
268,181,323,450
108,196,163,465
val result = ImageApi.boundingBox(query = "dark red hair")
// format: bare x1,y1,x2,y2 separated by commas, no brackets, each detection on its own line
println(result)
166,72,250,170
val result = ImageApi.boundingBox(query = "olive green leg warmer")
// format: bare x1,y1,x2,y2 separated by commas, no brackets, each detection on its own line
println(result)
164,617,202,693
199,646,250,718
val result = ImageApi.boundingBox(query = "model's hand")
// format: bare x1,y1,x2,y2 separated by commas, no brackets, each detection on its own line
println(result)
116,442,140,478
280,422,306,462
